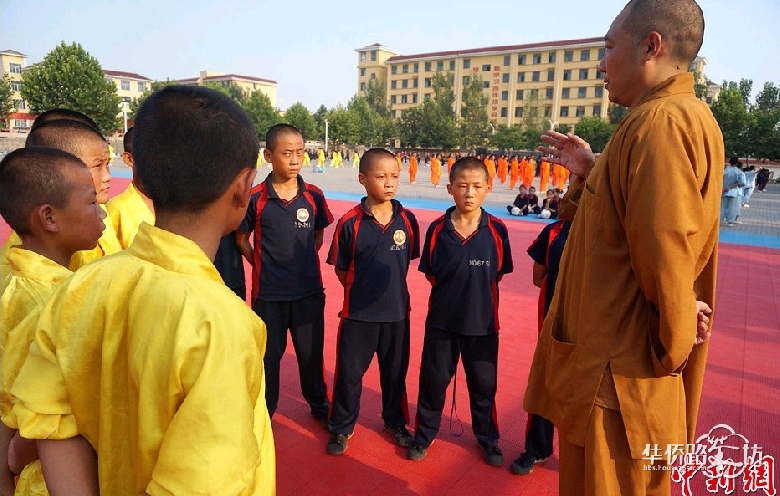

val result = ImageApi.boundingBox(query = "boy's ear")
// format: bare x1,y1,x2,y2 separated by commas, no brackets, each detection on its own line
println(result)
358,172,366,185
122,152,134,168
34,204,60,233
263,148,273,164
233,167,257,209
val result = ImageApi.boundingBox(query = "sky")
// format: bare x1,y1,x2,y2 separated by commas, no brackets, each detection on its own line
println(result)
2,0,779,111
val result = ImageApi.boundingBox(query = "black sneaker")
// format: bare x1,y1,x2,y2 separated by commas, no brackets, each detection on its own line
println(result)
384,425,413,447
407,441,429,461
510,452,549,475
482,445,504,466
326,433,352,455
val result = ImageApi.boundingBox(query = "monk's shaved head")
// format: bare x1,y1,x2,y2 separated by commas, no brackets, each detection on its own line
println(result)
621,0,704,65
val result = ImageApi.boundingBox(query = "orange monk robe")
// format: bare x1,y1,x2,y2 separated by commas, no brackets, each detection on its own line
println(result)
551,163,562,192
396,154,403,171
539,159,551,192
446,156,455,173
509,157,520,190
431,157,442,186
558,167,570,190
409,155,418,183
522,159,535,188
485,158,496,189
497,157,508,184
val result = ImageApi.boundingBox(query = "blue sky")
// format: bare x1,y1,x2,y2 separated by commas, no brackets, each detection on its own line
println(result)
2,0,778,110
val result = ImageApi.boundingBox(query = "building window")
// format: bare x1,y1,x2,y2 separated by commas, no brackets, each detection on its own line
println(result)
544,106,552,117
463,75,471,85
360,68,366,77
545,88,553,99
501,90,508,101
391,80,397,89
13,99,24,110
437,61,444,71
482,64,491,71
402,64,409,74
576,106,586,117
391,110,396,118
547,70,555,81
9,63,22,73
530,89,539,98
516,89,524,100
480,81,488,89
425,93,431,100
138,81,147,92
120,80,130,91
562,88,570,99
391,65,398,75
563,70,572,81
449,60,455,70
371,50,377,61
370,73,376,79
413,79,418,88
502,73,509,83
706,97,713,104
413,94,418,103
360,51,367,62
425,62,432,71
549,52,556,63
514,107,524,118
564,50,574,62
360,82,366,92
402,79,408,89
581,50,591,61
532,71,540,82
560,106,569,117
463,59,471,69
390,95,397,104
578,87,587,98
10,80,21,92
401,95,408,104
501,107,508,117
425,77,432,87
517,72,525,83
596,70,606,80
518,54,526,65
13,119,28,128
595,86,603,98
593,105,602,116
579,68,589,80
598,48,606,60
503,55,511,66
533,53,542,64
413,63,419,72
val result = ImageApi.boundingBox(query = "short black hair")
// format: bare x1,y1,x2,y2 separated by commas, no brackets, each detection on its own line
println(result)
266,123,302,151
449,156,489,183
622,0,704,65
0,147,86,235
359,147,397,174
26,120,107,158
123,127,134,155
133,85,258,213
729,156,739,166
30,108,100,133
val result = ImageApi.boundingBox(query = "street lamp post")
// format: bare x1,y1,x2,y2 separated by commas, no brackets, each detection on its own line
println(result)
324,119,329,154
121,101,129,134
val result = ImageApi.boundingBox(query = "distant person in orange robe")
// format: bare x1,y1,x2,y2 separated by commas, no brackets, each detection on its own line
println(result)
430,153,442,187
522,155,534,188
446,154,455,174
485,155,497,189
539,157,551,192
509,155,520,190
497,155,508,185
409,153,418,184
551,163,561,191
557,166,570,191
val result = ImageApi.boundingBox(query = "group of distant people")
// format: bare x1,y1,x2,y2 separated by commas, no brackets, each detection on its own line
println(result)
721,156,774,226
0,0,731,495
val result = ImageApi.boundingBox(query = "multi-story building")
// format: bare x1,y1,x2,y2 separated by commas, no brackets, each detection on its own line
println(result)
104,70,153,104
0,49,34,132
177,70,278,108
356,40,715,129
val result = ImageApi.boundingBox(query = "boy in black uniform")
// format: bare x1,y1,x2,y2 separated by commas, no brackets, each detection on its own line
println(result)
325,148,420,455
237,124,332,421
408,157,514,466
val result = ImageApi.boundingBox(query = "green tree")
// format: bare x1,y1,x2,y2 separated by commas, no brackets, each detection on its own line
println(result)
553,123,572,134
325,104,360,145
748,82,780,160
364,78,391,119
459,75,491,150
313,104,328,141
242,90,281,140
284,102,317,141
574,116,614,153
608,104,629,125
693,71,708,100
398,99,457,149
489,124,523,150
0,76,14,128
431,72,456,118
711,80,752,157
20,42,121,135
754,82,779,112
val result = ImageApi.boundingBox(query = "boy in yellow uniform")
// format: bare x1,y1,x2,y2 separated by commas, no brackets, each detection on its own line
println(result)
11,86,276,495
1,147,106,495
107,127,155,249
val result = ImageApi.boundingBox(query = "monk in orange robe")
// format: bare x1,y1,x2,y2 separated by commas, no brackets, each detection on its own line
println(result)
446,154,455,174
409,153,418,184
539,158,551,192
497,155,508,184
558,166,570,190
431,154,442,187
522,156,534,188
509,156,520,190
484,155,497,189
551,163,561,192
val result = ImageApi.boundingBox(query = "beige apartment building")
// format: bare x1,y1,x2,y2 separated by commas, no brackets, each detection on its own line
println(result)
356,40,715,129
0,49,33,131
178,70,278,108
104,70,153,104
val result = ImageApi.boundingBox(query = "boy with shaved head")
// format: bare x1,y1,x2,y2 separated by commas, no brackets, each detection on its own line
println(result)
525,0,723,493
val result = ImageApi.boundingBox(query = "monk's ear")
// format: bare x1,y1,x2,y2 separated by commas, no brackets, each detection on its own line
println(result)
34,204,60,233
643,31,663,61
